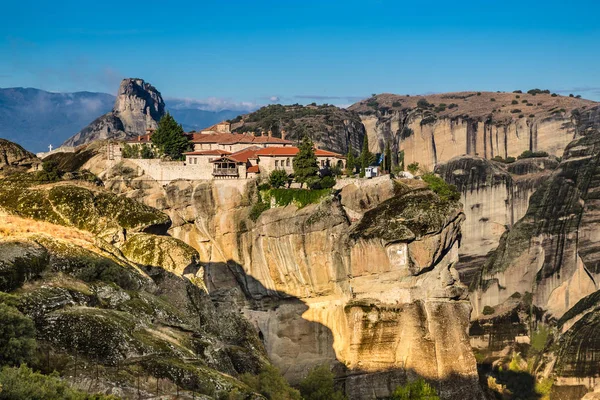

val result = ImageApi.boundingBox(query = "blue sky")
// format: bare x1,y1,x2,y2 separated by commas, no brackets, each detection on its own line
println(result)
2,0,599,108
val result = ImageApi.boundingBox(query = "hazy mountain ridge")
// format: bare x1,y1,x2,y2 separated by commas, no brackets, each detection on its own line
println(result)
0,87,252,152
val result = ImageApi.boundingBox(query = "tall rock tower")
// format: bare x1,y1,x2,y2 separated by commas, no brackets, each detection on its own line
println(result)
62,78,165,146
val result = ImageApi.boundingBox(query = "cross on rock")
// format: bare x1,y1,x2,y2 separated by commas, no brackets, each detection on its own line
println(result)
48,144,53,152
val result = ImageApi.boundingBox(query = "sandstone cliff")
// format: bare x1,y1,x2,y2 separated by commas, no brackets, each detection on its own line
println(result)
88,154,484,399
468,105,600,396
349,92,596,170
435,155,557,285
230,104,365,154
62,78,165,147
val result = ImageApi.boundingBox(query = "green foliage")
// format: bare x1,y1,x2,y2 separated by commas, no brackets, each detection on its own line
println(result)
299,365,346,400
151,112,189,160
35,160,62,182
359,134,376,176
527,88,550,95
517,150,549,159
391,378,440,400
447,103,458,109
529,325,550,355
265,188,330,208
421,173,460,202
490,98,496,102
392,101,402,107
0,364,116,400
319,175,336,189
511,109,522,113
420,114,437,125
121,143,139,159
513,90,522,93
250,201,270,221
0,303,37,366
240,365,301,400
482,305,495,315
139,144,154,159
417,98,431,109
477,92,482,96
397,150,405,171
551,93,558,97
269,169,289,188
384,141,392,172
293,136,319,187
407,162,420,175
511,100,519,105
345,145,357,176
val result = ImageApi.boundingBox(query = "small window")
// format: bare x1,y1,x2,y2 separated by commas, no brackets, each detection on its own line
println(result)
275,160,279,167
286,158,290,166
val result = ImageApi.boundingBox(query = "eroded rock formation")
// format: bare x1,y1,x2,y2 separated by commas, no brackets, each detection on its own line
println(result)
63,78,165,147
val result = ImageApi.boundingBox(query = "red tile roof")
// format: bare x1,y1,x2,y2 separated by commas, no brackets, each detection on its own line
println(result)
190,133,292,145
247,165,260,173
210,146,262,164
183,150,231,156
255,147,345,158
125,134,152,144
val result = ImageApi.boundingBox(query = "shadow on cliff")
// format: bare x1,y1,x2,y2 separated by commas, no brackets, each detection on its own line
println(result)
198,260,492,400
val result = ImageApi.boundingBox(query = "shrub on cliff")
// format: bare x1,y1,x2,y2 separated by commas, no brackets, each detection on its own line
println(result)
240,364,301,400
407,162,420,175
0,299,37,367
35,160,62,182
422,173,460,202
299,364,346,400
151,112,189,160
391,378,440,400
269,169,289,188
0,364,117,400
517,150,549,160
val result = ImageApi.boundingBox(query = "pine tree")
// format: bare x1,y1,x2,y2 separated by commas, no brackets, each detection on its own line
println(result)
293,136,319,187
384,141,392,173
345,144,356,176
150,112,189,160
360,135,375,176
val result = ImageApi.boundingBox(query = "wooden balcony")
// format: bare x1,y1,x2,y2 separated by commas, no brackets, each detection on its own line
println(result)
212,168,239,177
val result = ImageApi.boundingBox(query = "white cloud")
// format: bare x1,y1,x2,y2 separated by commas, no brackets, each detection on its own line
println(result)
165,97,259,112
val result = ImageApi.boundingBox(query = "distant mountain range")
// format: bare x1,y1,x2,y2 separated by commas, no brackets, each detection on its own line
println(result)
0,87,252,152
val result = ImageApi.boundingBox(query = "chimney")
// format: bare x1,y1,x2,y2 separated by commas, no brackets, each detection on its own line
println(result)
281,129,286,140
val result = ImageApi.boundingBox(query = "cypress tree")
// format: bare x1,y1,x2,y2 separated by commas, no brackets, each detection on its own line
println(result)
360,135,375,177
346,144,356,176
151,112,189,160
384,141,392,173
293,136,319,187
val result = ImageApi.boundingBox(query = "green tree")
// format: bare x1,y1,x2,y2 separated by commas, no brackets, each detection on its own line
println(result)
150,113,189,160
407,162,420,175
299,365,346,400
392,378,440,400
240,365,301,400
0,302,36,366
139,144,154,159
269,169,289,188
293,136,319,188
35,160,62,182
345,145,356,176
359,135,375,177
121,143,139,158
384,141,392,173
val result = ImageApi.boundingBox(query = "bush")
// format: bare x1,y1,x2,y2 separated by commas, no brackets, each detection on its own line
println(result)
482,306,495,315
551,93,558,97
392,378,439,400
249,201,270,221
319,175,336,189
527,88,550,95
257,183,271,191
511,109,522,113
477,92,481,96
447,103,458,109
511,100,519,105
139,144,154,159
407,162,420,175
0,302,37,366
513,90,522,93
517,150,549,159
0,364,117,400
299,365,346,400
421,173,460,202
269,169,289,188
392,101,402,107
417,99,431,109
35,160,62,182
240,365,301,400
491,156,516,164
490,98,496,102
264,188,330,208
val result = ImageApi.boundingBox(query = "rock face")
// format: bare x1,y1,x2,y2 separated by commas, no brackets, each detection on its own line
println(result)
349,92,596,170
92,162,484,399
468,105,600,394
435,156,556,285
0,138,40,170
63,78,165,147
231,104,366,154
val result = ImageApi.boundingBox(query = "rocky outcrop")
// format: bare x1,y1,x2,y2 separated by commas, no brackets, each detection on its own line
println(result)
0,138,40,171
231,104,366,154
435,156,555,285
92,162,484,399
349,92,595,170
63,78,165,147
